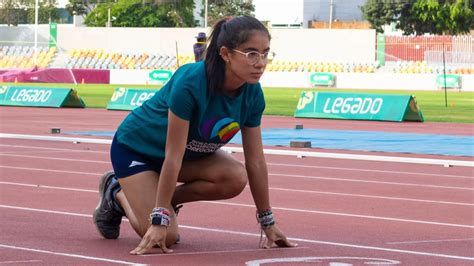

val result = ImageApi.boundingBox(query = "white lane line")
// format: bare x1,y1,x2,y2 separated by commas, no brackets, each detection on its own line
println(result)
0,154,110,164
269,187,474,207
1,133,473,167
245,257,400,266
0,144,108,153
0,260,42,264
1,187,473,229
1,164,471,191
0,244,144,265
271,173,474,191
0,166,101,176
204,201,474,229
180,226,474,261
1,183,473,228
1,144,472,179
142,247,309,257
386,238,474,245
2,180,472,207
268,162,474,180
1,205,473,262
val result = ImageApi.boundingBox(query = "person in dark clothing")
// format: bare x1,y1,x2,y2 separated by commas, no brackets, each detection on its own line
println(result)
193,32,207,61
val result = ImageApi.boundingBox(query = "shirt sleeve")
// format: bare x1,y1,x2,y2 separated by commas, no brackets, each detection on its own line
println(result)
168,79,195,121
244,85,265,128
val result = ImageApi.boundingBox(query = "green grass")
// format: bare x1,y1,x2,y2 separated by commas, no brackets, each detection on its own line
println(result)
3,83,473,123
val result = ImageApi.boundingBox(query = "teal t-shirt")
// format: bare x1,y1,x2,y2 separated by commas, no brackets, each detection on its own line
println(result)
116,61,265,160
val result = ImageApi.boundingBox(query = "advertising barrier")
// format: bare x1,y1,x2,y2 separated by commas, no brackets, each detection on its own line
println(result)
106,88,157,110
310,72,335,87
0,86,85,107
294,91,423,122
436,74,461,90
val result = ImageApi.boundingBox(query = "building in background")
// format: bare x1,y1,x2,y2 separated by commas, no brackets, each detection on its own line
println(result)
254,0,366,29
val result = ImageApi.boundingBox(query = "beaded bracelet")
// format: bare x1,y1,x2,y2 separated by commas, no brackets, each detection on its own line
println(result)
256,208,275,229
149,207,171,227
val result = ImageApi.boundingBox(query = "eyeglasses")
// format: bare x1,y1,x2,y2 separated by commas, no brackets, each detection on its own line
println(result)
232,49,275,65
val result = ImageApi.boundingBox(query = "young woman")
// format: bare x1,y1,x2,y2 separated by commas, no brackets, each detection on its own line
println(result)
93,15,297,255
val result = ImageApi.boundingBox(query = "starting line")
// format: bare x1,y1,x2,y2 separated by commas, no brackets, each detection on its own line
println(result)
0,133,472,168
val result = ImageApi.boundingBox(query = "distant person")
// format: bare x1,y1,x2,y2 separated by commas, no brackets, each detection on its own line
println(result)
93,15,296,255
193,32,207,61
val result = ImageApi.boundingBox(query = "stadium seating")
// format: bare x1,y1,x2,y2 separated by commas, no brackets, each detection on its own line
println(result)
266,60,380,73
387,60,472,75
64,48,195,70
0,46,56,69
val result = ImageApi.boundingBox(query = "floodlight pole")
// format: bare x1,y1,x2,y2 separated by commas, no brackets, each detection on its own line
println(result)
34,0,39,65
442,42,448,108
329,0,333,29
204,0,208,28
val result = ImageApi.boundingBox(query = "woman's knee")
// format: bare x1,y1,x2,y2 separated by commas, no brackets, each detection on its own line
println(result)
217,163,248,198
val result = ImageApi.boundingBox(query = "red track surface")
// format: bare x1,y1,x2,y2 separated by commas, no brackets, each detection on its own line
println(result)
1,107,473,265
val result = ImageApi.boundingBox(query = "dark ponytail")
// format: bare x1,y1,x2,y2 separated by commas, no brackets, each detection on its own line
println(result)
205,16,270,95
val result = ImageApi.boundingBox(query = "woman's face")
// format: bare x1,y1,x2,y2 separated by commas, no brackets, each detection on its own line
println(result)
223,30,271,88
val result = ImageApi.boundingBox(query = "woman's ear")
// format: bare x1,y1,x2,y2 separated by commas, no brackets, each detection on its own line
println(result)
219,46,230,63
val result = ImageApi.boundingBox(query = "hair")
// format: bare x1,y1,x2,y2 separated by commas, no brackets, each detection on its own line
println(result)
205,16,271,94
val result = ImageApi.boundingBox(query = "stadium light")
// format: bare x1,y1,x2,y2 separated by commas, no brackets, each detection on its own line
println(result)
204,0,208,28
34,0,39,65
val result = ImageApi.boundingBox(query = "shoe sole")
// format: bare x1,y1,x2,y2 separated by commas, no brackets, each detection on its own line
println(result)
93,170,118,239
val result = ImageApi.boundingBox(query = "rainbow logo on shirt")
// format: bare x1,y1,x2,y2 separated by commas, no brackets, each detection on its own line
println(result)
200,117,240,142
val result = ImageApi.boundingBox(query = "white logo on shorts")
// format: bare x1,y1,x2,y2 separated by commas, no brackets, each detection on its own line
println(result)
128,160,146,168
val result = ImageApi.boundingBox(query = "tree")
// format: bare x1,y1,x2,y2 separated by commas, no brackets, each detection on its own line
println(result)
360,0,474,35
83,0,196,27
0,0,32,25
26,0,59,24
203,0,255,26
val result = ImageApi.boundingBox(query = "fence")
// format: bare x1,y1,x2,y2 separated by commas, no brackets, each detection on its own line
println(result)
383,35,473,64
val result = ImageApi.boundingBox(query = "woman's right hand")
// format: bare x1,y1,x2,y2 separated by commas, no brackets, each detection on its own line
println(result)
130,225,173,255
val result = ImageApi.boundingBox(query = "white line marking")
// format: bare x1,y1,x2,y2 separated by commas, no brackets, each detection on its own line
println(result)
204,201,474,229
269,187,474,206
0,154,110,164
386,238,474,245
1,181,473,228
246,257,400,266
0,166,100,176
1,205,473,261
0,144,108,154
0,181,97,193
3,180,472,207
181,226,474,261
0,260,42,264
267,162,474,180
271,173,474,191
142,247,309,257
0,244,144,265
1,133,473,167
1,164,470,191
1,143,471,179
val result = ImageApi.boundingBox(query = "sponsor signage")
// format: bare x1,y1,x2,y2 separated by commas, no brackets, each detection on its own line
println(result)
436,74,461,89
294,91,423,122
310,72,335,87
0,86,85,107
148,70,173,84
107,88,157,110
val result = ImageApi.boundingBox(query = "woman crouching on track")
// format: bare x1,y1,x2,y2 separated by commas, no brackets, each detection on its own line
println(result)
93,15,297,254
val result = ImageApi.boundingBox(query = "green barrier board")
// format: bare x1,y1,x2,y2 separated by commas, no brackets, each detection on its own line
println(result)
295,91,423,122
148,70,173,85
436,74,461,89
309,72,335,87
107,88,157,110
0,86,85,108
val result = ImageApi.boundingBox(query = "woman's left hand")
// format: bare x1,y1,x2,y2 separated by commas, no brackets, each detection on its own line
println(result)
262,224,298,248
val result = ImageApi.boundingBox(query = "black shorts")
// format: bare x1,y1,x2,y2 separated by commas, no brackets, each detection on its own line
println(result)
110,134,165,179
